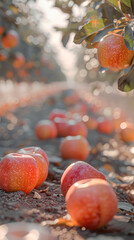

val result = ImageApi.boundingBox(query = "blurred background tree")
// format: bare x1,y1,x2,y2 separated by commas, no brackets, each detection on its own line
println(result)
0,0,66,82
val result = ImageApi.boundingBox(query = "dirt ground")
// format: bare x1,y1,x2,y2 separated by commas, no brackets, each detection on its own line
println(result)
0,86,134,240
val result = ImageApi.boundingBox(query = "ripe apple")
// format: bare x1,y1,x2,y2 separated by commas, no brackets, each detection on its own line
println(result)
18,146,49,167
60,135,90,161
35,120,57,140
65,120,88,137
120,122,134,142
97,118,113,134
0,153,38,194
13,52,25,69
61,161,106,196
18,149,48,189
2,30,19,48
53,117,68,137
48,108,68,121
97,33,134,71
82,116,98,130
66,178,118,230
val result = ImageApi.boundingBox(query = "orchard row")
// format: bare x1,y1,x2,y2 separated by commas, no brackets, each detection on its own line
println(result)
0,93,133,230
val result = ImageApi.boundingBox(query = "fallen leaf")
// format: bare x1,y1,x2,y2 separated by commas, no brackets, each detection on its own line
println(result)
39,187,49,193
42,214,78,227
33,191,41,199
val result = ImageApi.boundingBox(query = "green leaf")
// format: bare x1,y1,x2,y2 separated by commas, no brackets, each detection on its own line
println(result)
119,0,134,18
92,23,115,43
124,25,134,50
74,18,113,44
100,3,124,21
118,63,134,91
83,16,127,48
105,0,121,11
62,32,70,47
84,32,99,48
120,0,131,8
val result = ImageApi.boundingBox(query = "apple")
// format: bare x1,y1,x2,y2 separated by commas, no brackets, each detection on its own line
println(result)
66,178,118,230
0,153,38,194
48,108,68,121
65,120,88,137
35,120,57,140
61,161,106,196
18,149,48,189
97,118,113,134
53,117,68,137
82,116,98,130
120,122,134,142
60,135,90,161
18,146,49,167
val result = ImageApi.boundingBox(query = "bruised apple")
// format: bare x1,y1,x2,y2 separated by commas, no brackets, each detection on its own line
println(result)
0,153,38,194
66,178,118,230
61,161,106,196
60,135,90,161
35,120,57,140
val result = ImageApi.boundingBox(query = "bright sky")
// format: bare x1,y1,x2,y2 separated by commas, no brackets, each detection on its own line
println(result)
36,0,77,82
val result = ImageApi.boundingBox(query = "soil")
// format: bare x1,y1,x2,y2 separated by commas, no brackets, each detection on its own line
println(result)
0,86,134,240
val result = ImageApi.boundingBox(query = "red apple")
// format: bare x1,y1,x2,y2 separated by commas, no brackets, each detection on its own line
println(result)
53,117,68,137
18,146,49,167
65,120,88,137
48,109,68,121
60,135,90,161
61,161,106,196
97,118,113,134
68,103,88,116
82,116,98,130
0,153,38,194
18,150,48,189
66,178,118,230
35,120,57,140
120,122,134,142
